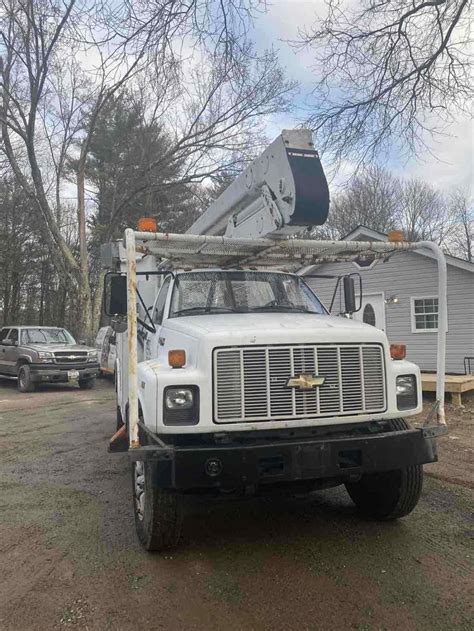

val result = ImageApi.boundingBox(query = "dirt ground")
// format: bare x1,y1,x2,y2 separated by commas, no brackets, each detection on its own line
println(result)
0,378,472,631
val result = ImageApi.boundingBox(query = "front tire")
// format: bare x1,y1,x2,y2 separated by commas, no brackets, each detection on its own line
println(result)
17,364,36,393
132,459,183,551
345,418,423,520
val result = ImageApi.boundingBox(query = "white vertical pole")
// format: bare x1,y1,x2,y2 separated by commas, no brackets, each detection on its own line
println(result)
418,242,447,425
125,228,140,448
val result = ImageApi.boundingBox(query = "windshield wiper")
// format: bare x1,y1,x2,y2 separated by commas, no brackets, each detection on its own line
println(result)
173,306,239,317
249,305,316,314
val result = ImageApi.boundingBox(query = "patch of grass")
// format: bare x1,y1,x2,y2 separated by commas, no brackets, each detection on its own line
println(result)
166,581,177,594
129,574,152,591
59,598,87,626
204,570,244,607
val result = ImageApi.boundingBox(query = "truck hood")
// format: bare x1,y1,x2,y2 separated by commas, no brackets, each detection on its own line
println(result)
22,343,96,353
163,313,387,345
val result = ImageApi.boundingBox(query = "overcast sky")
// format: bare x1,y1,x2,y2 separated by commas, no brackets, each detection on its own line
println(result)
251,0,473,193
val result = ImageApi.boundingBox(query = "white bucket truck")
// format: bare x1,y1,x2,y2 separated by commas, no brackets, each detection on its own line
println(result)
101,130,448,551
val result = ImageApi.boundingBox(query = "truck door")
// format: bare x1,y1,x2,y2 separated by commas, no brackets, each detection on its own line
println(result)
3,328,19,374
0,328,11,373
145,276,172,360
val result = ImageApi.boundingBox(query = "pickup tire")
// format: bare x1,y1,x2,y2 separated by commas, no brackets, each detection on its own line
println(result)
132,459,183,551
116,406,124,431
17,364,36,393
78,378,95,390
344,418,423,520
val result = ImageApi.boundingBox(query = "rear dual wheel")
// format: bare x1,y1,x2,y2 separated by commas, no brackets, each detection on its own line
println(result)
345,418,423,520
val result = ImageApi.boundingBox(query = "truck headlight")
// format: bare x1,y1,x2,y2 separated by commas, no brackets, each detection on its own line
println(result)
163,386,199,425
87,351,98,362
396,375,417,410
165,388,194,409
38,351,54,363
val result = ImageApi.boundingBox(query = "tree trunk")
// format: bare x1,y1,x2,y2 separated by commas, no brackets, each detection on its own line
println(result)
76,139,94,343
92,275,105,333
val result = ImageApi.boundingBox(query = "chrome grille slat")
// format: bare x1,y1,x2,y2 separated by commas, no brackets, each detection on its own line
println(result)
214,344,386,423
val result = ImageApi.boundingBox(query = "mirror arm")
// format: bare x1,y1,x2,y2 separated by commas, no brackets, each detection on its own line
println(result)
329,276,342,313
137,317,156,334
136,288,156,334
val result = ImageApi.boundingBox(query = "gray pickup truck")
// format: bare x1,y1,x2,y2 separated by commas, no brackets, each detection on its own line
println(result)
0,326,99,392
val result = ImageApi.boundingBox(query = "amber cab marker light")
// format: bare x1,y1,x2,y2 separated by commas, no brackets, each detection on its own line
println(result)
387,229,404,242
168,349,186,368
137,217,157,232
390,344,406,360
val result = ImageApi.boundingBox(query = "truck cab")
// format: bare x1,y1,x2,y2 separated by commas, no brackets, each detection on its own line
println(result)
132,269,421,435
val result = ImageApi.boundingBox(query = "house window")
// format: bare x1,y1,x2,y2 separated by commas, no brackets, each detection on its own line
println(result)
411,297,439,332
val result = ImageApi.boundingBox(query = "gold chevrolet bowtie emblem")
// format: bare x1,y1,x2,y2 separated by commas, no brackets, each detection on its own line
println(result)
286,374,325,390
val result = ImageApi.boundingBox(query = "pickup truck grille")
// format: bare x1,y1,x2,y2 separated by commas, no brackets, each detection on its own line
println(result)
213,344,386,423
54,351,88,364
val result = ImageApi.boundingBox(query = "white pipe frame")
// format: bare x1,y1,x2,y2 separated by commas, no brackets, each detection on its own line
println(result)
125,228,140,448
124,232,448,448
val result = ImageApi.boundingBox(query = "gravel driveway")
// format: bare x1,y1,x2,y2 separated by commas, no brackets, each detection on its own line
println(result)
0,379,472,630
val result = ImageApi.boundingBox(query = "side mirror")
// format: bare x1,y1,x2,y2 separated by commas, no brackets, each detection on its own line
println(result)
343,276,356,315
103,273,127,317
1,339,11,346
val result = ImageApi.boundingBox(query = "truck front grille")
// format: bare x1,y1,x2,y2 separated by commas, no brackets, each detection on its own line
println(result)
213,344,386,423
54,351,88,364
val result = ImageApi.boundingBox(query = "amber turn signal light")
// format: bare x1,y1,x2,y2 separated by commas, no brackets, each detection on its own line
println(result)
137,217,157,232
168,349,186,368
390,344,406,360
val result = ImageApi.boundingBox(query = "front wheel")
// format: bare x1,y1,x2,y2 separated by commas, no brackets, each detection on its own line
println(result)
132,460,183,551
345,419,423,520
17,364,36,393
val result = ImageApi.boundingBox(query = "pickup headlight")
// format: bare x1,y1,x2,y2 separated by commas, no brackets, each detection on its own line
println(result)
163,386,199,425
396,375,417,410
38,351,54,363
87,351,98,362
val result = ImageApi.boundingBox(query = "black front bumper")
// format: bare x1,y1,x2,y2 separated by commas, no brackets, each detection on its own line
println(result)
127,425,444,490
29,364,99,383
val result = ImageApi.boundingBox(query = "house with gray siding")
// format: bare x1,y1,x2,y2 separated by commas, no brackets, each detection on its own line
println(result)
305,226,474,375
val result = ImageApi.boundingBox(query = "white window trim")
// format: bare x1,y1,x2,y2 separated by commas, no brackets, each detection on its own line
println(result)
352,257,378,271
354,291,386,331
410,295,444,333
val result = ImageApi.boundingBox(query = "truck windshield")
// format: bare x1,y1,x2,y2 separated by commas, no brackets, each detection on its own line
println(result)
169,271,326,317
21,328,76,345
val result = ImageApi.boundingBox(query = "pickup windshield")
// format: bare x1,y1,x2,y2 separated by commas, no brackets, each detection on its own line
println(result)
169,271,326,317
21,328,76,345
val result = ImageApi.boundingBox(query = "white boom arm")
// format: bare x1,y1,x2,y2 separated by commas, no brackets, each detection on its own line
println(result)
187,130,329,239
